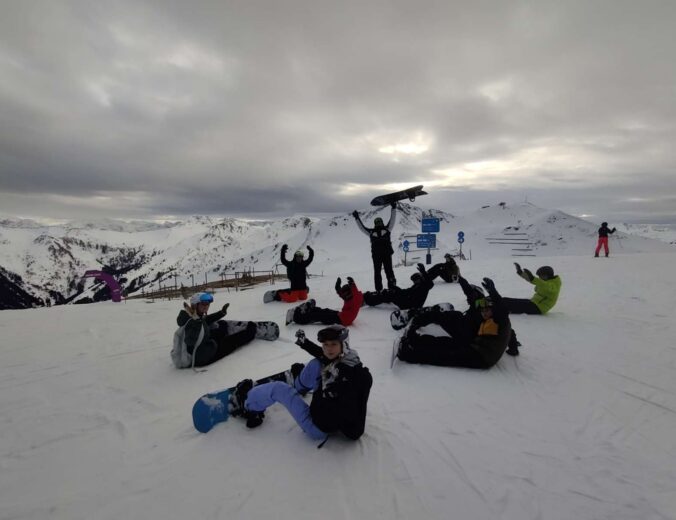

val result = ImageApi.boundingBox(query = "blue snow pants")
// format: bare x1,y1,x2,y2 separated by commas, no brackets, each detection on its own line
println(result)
245,358,328,441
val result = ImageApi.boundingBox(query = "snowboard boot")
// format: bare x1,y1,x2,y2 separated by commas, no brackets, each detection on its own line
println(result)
396,335,414,361
243,409,265,429
230,379,254,417
506,331,521,356
594,253,599,257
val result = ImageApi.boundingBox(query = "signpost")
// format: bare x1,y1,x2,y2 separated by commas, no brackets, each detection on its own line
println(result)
457,231,465,258
416,234,437,248
421,218,440,233
402,240,410,265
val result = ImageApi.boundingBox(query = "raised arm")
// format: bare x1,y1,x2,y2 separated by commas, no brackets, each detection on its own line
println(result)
280,244,290,266
352,210,371,236
386,204,397,231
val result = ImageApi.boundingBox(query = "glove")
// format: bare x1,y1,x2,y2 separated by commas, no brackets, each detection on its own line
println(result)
352,210,359,219
281,244,288,252
307,245,314,253
481,277,496,293
347,276,355,286
612,227,617,232
417,263,427,275
221,303,230,314
514,262,522,274
295,329,306,345
335,277,342,292
290,362,305,380
390,201,397,209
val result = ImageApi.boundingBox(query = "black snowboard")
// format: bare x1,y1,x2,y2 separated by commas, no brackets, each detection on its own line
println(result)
371,185,427,206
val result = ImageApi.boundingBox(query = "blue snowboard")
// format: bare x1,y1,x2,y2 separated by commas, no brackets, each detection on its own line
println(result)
192,369,295,433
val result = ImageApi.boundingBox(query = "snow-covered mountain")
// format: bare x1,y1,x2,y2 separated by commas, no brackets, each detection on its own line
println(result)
0,203,673,310
615,222,676,245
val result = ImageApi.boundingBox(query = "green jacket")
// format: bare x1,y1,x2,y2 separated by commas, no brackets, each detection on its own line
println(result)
519,272,561,314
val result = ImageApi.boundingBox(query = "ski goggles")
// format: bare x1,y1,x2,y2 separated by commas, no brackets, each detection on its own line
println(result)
475,298,493,309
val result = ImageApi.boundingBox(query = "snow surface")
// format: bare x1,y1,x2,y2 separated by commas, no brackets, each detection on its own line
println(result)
2,250,676,520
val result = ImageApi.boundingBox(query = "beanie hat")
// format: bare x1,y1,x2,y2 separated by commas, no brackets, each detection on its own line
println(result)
374,217,384,227
536,266,554,279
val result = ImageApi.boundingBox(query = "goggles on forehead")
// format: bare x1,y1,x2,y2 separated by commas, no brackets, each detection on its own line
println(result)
475,298,493,309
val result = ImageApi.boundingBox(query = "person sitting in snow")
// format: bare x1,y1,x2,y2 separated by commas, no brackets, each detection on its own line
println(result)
362,263,434,310
231,325,373,444
427,253,460,283
396,277,512,367
352,202,397,292
594,222,617,258
288,277,364,326
502,263,561,315
171,292,258,369
272,244,314,302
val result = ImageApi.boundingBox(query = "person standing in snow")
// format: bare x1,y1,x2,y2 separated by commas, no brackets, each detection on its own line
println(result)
503,264,561,315
396,277,512,368
273,244,314,302
352,202,397,292
172,292,257,368
232,325,373,444
427,253,460,283
594,222,617,257
362,263,433,310
288,277,364,326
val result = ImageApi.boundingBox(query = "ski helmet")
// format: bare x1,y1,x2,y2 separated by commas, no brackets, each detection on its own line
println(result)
444,253,452,261
374,217,384,227
536,266,554,279
317,324,349,344
601,222,608,227
190,292,214,305
475,297,494,309
410,272,423,284
294,250,304,259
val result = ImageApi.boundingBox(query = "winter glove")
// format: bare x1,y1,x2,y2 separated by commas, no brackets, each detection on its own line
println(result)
481,277,496,294
390,201,397,209
281,244,288,252
523,268,534,282
221,303,230,315
290,362,305,380
307,245,314,253
417,263,427,275
335,277,342,292
295,329,306,346
514,262,522,274
351,210,360,219
347,276,355,286
612,227,617,232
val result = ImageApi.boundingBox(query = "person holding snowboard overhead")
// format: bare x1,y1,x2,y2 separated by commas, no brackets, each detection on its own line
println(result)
397,277,512,368
172,292,257,369
427,253,460,283
594,222,617,257
273,244,314,302
503,263,561,315
289,277,364,326
352,202,397,292
232,325,373,443
363,263,434,310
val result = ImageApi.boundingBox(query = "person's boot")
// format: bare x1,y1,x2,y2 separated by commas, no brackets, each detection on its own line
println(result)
243,409,265,428
230,379,254,417
605,253,609,257
594,253,599,258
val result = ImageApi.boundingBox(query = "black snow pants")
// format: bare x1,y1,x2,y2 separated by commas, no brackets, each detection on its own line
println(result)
399,334,488,368
293,306,342,325
193,322,256,367
502,298,541,315
372,253,396,292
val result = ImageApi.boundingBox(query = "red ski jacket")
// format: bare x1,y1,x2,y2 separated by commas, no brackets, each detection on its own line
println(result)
338,284,364,326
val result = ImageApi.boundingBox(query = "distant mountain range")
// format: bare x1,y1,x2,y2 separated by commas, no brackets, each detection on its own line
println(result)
1,203,673,310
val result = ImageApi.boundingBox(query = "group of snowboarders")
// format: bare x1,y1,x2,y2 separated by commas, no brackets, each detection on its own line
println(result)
176,199,582,446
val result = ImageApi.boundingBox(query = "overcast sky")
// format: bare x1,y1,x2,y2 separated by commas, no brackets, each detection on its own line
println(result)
1,0,675,223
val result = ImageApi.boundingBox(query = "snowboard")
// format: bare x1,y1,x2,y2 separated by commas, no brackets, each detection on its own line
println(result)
192,368,297,433
285,299,316,325
390,302,454,330
371,185,427,206
263,290,278,303
220,320,280,341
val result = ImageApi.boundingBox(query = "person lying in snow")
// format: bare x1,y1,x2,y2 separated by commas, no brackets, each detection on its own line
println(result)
396,277,513,367
362,263,434,310
288,277,364,326
231,325,373,444
503,263,561,315
171,292,257,369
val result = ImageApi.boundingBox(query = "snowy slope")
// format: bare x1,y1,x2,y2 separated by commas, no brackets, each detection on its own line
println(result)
1,251,676,520
0,203,672,309
615,222,676,245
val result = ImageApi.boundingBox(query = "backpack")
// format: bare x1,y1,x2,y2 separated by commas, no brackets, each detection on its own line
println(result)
171,320,205,369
